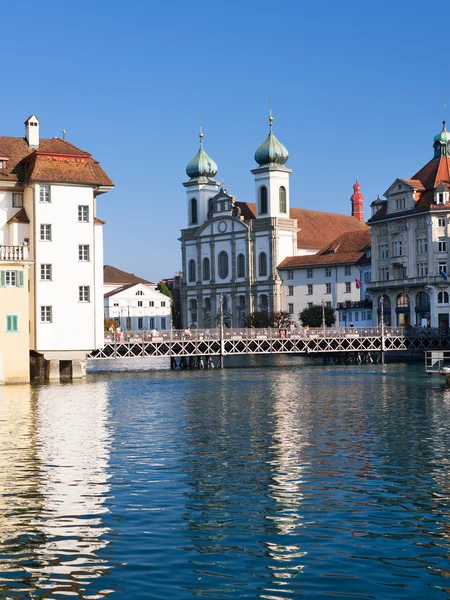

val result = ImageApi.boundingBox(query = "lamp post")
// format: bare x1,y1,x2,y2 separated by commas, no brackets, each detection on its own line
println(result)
321,300,326,335
219,294,224,369
380,294,385,365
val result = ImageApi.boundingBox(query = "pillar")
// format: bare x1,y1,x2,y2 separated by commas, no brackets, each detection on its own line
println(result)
46,359,60,381
71,359,86,379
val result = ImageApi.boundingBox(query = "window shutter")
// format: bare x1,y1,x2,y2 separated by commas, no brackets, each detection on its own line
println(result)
12,316,18,332
6,315,11,331
18,271,24,287
0,271,5,286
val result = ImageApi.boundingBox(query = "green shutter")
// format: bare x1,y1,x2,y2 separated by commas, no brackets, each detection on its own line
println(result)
17,271,24,287
6,315,11,331
6,315,19,332
0,271,4,286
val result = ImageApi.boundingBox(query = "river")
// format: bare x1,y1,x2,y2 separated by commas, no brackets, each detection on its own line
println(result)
1,359,450,599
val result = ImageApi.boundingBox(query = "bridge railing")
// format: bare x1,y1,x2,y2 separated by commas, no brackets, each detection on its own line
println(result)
102,325,435,345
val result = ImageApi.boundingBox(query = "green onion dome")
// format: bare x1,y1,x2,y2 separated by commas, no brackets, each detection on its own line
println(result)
434,121,450,145
254,115,289,167
186,132,218,179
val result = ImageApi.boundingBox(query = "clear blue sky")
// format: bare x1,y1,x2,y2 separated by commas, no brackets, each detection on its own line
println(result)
2,0,449,282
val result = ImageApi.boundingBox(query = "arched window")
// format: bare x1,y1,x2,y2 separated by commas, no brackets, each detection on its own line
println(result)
259,294,268,311
218,251,229,279
204,297,211,310
259,186,268,215
222,295,228,312
188,259,196,282
189,298,197,310
259,252,267,277
438,291,449,304
416,291,430,307
190,198,198,225
135,290,144,296
208,198,214,216
397,293,409,307
237,253,245,278
203,257,210,281
279,186,286,213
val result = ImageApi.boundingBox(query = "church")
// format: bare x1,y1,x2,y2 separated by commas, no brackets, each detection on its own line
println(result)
179,116,368,328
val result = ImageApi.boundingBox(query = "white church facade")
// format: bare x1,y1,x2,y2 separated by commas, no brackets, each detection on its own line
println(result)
179,117,368,328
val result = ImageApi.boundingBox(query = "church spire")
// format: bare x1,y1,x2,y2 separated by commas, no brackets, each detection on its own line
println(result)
433,121,450,160
351,178,365,222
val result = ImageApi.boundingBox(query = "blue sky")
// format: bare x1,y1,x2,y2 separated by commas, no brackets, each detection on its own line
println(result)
2,0,450,282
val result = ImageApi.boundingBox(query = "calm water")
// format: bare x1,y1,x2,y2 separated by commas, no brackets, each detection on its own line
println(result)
1,360,450,599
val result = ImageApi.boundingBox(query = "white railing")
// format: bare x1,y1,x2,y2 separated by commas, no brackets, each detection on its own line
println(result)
0,245,25,261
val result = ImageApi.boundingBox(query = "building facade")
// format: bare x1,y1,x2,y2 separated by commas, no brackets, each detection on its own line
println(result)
0,115,113,381
368,122,450,328
179,119,368,328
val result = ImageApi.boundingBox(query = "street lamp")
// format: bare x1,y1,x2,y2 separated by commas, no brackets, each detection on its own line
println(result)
321,300,326,334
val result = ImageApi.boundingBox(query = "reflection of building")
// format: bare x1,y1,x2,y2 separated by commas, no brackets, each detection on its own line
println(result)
179,118,368,328
0,115,113,382
278,227,372,327
369,123,450,328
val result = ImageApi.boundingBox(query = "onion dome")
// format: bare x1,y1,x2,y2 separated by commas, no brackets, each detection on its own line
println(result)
434,121,450,145
254,115,289,167
186,131,218,179
351,179,364,202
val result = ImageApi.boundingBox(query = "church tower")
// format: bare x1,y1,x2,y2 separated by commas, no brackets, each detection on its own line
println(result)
183,130,220,228
351,179,365,222
251,114,291,218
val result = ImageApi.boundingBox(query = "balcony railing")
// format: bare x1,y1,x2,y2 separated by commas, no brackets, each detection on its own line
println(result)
368,275,448,290
0,245,26,261
336,300,373,310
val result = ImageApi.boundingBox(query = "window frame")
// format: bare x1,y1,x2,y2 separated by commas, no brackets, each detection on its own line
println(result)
78,244,90,261
188,259,196,282
218,251,229,279
40,264,52,281
78,205,89,223
40,305,52,323
279,186,286,213
237,253,245,278
40,186,51,203
259,186,268,215
78,285,90,303
203,256,211,281
5,314,19,333
12,193,23,208
40,224,52,241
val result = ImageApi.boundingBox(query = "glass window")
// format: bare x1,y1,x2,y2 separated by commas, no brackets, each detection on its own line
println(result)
345,266,351,276
188,259,196,282
288,285,294,296
149,317,155,329
438,291,449,304
438,237,447,252
238,295,245,309
218,251,229,279
258,252,267,277
6,314,19,332
190,198,197,224
439,262,447,275
288,303,294,314
237,254,245,278
161,301,166,307
4,271,17,287
40,224,51,241
259,294,268,311
287,269,294,280
79,286,90,302
308,302,313,309
438,217,446,228
259,186,268,214
137,301,143,307
78,205,89,222
12,193,23,207
126,317,132,330
40,264,52,280
161,318,166,330
279,186,286,213
78,245,90,261
149,301,154,307
138,317,143,329
307,284,313,295
136,290,144,296
41,306,52,322
307,269,313,278
203,257,210,281
345,282,351,293
40,186,50,202
325,268,331,277
326,283,331,294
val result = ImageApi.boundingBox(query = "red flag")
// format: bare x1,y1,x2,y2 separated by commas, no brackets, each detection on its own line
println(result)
355,278,362,289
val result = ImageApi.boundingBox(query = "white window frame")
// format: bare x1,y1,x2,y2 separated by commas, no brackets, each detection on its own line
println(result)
5,271,17,287
345,266,351,276
326,283,331,294
288,285,294,296
307,284,313,295
12,193,23,208
79,285,90,302
288,303,294,314
40,224,51,241
438,237,447,252
41,306,52,322
287,270,294,280
325,267,331,277
306,268,313,279
40,264,52,281
78,245,90,261
78,205,89,222
345,282,351,293
40,186,51,203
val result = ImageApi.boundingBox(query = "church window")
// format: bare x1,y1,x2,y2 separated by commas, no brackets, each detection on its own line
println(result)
204,297,211,310
190,198,198,225
238,295,246,309
259,186,268,215
438,291,449,304
218,251,229,279
279,186,286,213
188,259,196,282
222,295,228,311
203,257,210,281
189,299,197,310
259,294,268,311
237,254,245,278
208,198,214,216
258,252,267,277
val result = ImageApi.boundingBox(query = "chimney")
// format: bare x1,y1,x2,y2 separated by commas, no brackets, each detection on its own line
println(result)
24,114,40,150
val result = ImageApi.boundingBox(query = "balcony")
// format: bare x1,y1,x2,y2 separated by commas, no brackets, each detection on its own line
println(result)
368,275,448,291
336,300,372,310
0,245,28,262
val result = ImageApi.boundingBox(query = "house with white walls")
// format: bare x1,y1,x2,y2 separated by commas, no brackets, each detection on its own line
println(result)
0,115,113,382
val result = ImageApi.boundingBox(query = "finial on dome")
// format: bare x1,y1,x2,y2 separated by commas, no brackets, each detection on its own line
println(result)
186,124,218,180
443,120,447,131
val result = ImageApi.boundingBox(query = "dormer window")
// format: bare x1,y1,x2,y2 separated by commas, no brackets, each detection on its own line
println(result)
434,190,449,205
395,197,406,211
0,156,8,169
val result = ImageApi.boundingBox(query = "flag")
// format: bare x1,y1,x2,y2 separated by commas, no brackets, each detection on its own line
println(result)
441,271,448,281
355,278,362,289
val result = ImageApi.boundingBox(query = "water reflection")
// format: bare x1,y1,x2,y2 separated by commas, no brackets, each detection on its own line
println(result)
0,382,112,598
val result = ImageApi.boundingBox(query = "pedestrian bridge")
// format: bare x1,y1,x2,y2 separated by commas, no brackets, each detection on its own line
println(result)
88,327,450,362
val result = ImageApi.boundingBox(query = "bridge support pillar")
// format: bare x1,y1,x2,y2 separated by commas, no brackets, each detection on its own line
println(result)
71,360,86,379
46,360,60,381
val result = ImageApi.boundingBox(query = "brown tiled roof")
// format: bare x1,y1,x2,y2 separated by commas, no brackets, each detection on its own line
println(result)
103,265,155,286
94,217,106,225
278,230,371,268
104,283,139,298
402,178,425,190
411,157,450,190
6,207,30,224
0,136,113,187
234,202,368,249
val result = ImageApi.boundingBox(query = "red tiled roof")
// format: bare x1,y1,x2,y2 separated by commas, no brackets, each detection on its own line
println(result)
103,265,155,286
402,178,425,190
278,230,371,268
235,202,368,249
94,217,106,225
411,157,450,190
6,207,29,224
0,136,112,187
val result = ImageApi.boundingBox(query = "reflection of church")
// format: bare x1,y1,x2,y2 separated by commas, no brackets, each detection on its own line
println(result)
179,116,367,328
368,123,450,328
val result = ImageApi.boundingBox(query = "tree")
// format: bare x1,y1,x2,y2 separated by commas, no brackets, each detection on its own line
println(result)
245,311,291,328
157,282,172,298
271,311,291,328
104,317,118,332
299,304,335,328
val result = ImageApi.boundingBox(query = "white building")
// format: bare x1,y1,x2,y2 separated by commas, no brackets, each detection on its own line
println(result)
179,118,368,328
368,122,450,328
0,115,113,380
278,229,372,327
104,281,172,331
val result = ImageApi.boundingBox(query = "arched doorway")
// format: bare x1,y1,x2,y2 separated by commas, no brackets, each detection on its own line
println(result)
396,293,410,326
